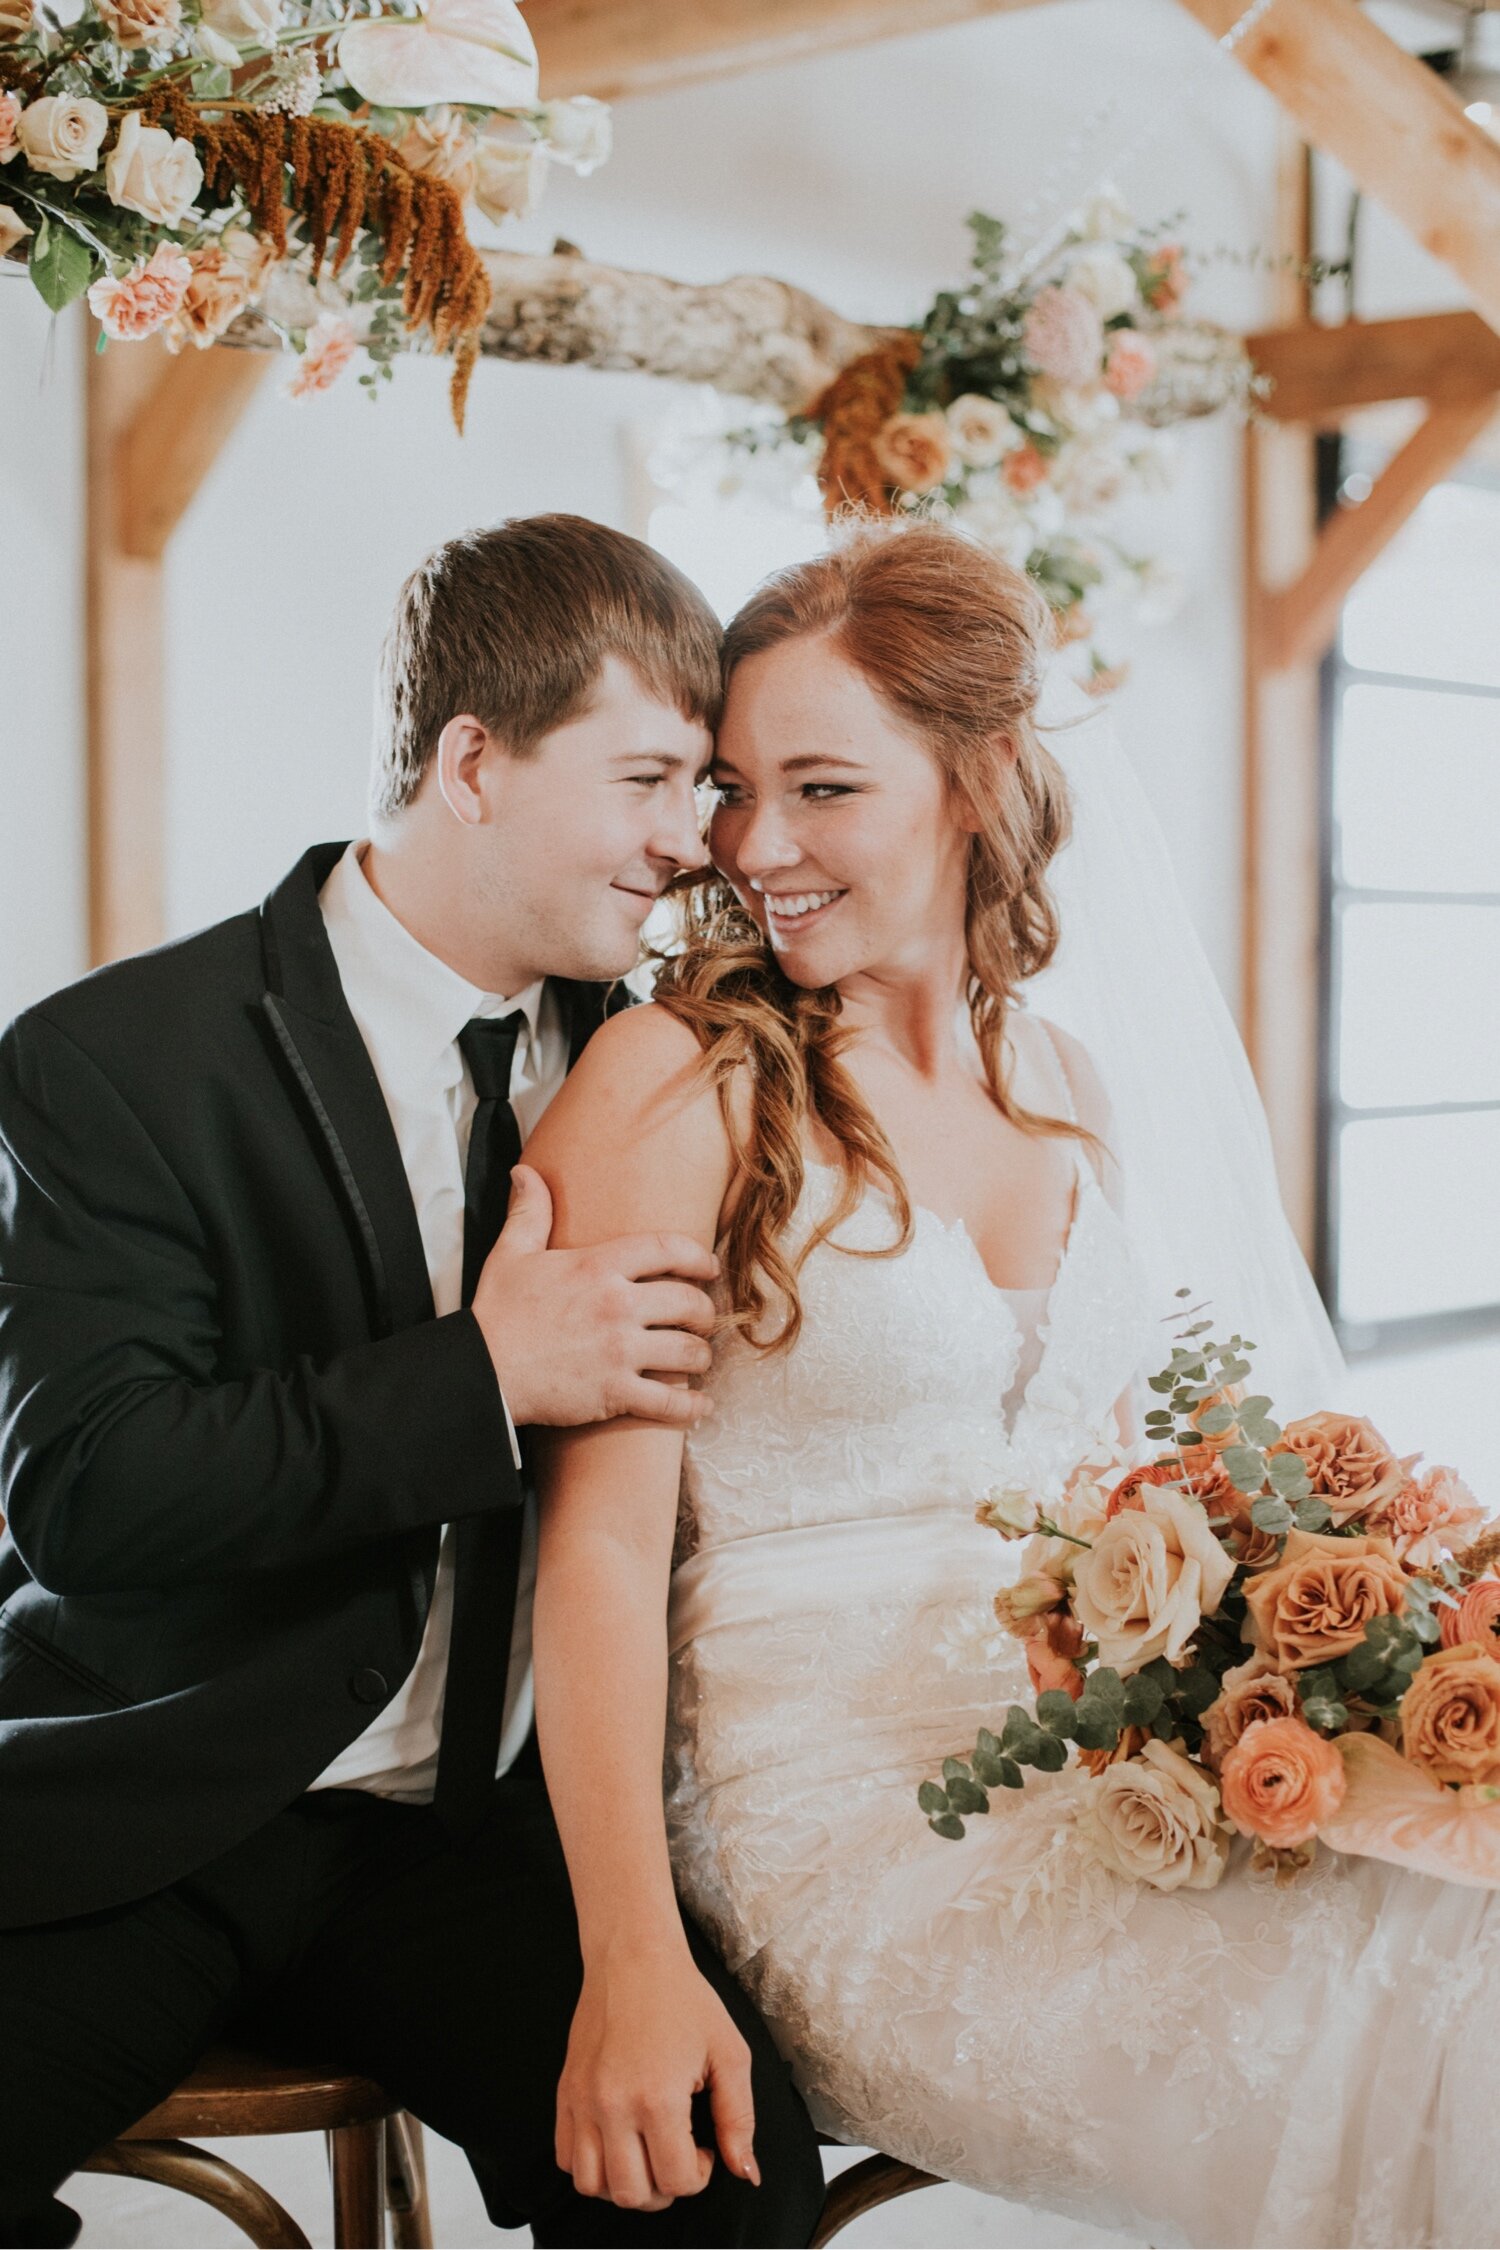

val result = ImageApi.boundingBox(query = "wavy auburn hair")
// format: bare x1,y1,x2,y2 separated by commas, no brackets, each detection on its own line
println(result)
653,519,1083,1352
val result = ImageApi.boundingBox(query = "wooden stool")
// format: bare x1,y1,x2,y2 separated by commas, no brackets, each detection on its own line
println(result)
81,2046,433,2250
812,2148,941,2245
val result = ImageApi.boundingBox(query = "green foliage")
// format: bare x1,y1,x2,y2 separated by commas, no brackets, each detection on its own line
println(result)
28,216,95,313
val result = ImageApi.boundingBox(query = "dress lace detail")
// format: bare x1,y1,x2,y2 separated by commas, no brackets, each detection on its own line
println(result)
665,1015,1500,2249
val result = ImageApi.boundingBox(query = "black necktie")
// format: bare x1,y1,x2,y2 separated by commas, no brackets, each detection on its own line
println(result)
433,1012,527,1839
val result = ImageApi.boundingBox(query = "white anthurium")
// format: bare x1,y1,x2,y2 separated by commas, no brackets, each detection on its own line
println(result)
338,0,537,113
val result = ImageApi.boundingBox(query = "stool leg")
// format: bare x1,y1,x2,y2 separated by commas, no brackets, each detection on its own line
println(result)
84,2139,311,2250
385,2114,433,2250
330,2118,386,2250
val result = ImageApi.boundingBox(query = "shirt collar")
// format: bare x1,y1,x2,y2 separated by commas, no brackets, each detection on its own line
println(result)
321,842,545,1091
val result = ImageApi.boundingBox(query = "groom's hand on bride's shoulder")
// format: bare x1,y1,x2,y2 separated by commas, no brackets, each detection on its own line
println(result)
471,1164,719,1431
555,1943,759,2212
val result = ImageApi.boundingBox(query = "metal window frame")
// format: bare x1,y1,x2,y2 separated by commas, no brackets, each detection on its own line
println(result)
1317,443,1500,1359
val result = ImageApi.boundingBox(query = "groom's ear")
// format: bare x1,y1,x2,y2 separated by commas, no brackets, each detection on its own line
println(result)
435,713,499,826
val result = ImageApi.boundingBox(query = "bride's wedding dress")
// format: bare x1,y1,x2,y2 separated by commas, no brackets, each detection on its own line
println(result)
668,1009,1500,2250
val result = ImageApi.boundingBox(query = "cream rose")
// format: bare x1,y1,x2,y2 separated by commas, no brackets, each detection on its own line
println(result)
1065,244,1138,320
199,0,282,41
1242,1526,1408,1673
975,1479,1038,1541
473,125,545,221
1079,1741,1229,1891
0,201,31,257
17,95,108,182
396,106,477,195
539,93,611,173
1071,1482,1235,1674
98,0,182,46
105,110,204,227
0,0,36,35
163,229,272,351
945,393,1018,469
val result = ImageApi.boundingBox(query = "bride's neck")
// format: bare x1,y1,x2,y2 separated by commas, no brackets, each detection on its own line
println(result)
834,948,971,1079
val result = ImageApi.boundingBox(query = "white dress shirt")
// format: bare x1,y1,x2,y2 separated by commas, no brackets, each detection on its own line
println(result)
310,841,569,1799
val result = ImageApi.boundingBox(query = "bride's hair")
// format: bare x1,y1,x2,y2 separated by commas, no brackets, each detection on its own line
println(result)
653,518,1082,1352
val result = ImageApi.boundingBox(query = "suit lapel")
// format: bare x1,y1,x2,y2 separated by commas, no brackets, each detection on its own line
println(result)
258,845,435,1339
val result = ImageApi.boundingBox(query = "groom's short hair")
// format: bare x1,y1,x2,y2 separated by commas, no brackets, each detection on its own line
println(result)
371,514,722,818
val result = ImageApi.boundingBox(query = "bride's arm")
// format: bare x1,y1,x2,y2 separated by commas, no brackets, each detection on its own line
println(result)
521,1003,756,2216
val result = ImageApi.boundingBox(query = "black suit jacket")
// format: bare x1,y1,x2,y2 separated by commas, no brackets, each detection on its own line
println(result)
0,842,611,1931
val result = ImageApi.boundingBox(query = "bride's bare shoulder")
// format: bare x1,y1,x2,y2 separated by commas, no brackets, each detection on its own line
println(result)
1030,1015,1112,1140
523,1001,734,1249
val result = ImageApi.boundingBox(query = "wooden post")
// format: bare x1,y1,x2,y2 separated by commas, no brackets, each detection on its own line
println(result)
85,338,270,965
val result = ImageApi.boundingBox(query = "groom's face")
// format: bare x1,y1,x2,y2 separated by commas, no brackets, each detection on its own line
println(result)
475,656,713,984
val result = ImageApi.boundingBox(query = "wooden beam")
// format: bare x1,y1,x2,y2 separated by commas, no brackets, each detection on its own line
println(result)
86,340,270,964
1175,0,1500,339
1263,394,1499,673
530,0,1070,101
117,347,270,562
1249,311,1500,424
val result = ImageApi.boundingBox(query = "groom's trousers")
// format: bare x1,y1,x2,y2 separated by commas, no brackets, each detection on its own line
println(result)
0,1742,825,2250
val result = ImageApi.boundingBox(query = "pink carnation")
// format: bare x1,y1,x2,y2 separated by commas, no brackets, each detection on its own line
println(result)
86,242,191,341
286,312,357,398
0,93,22,167
1104,330,1156,402
1023,284,1104,389
1374,1466,1486,1565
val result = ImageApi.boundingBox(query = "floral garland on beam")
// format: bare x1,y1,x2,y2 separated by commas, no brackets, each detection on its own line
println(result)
0,0,611,426
721,200,1259,690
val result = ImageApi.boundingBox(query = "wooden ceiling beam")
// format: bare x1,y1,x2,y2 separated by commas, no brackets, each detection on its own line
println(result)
530,0,1071,102
1248,310,1500,424
1174,0,1500,339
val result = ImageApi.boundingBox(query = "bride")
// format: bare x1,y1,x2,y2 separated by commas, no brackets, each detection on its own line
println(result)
522,522,1498,2250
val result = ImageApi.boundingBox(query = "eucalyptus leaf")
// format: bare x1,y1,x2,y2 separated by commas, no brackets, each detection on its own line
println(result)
945,1776,989,1816
1036,1690,1080,1739
29,219,94,314
1197,1405,1236,1437
1030,1732,1068,1774
1122,1672,1166,1724
929,1812,966,1841
917,1780,950,1817
1250,1493,1293,1534
1267,1451,1312,1498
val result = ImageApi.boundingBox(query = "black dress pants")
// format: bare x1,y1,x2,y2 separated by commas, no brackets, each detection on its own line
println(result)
0,1750,825,2249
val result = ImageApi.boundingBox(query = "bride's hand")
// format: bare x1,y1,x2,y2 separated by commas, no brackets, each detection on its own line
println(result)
555,1938,760,2211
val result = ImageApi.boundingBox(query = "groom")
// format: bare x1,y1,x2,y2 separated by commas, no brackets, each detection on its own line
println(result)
0,516,825,2248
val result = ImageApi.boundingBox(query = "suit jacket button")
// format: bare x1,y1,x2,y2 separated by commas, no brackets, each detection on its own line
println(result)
350,1667,388,1705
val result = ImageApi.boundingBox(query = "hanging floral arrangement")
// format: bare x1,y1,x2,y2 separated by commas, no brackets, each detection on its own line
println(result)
0,0,610,425
705,200,1259,690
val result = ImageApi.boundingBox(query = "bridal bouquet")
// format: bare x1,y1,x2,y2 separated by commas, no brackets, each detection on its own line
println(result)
0,0,608,421
920,1302,1500,1893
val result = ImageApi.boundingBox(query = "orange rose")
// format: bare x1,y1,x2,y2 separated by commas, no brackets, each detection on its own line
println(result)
1219,1714,1347,1848
1401,1643,1500,1788
1440,1576,1500,1653
870,411,951,496
1077,1723,1150,1777
1002,442,1048,495
1105,1447,1233,1518
1202,1653,1300,1769
1275,1413,1413,1526
1242,1526,1408,1672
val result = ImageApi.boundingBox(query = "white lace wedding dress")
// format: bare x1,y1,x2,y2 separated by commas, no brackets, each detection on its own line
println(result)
668,1011,1500,2250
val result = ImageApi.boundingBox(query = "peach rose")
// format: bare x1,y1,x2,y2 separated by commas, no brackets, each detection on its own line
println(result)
163,229,271,351
1275,1412,1413,1526
0,0,36,33
86,242,191,340
1402,1643,1500,1788
1079,1740,1229,1891
1072,1481,1235,1674
993,1571,1065,1635
1077,1723,1149,1778
871,411,951,495
1440,1576,1500,1654
1106,1446,1235,1519
286,311,357,397
1141,243,1186,314
98,0,181,45
1024,1608,1085,1702
1104,330,1156,402
0,200,30,256
17,94,108,181
1202,1652,1301,1769
105,110,203,227
396,104,476,197
1002,442,1048,496
0,92,21,164
1242,1526,1408,1672
1219,1714,1346,1848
